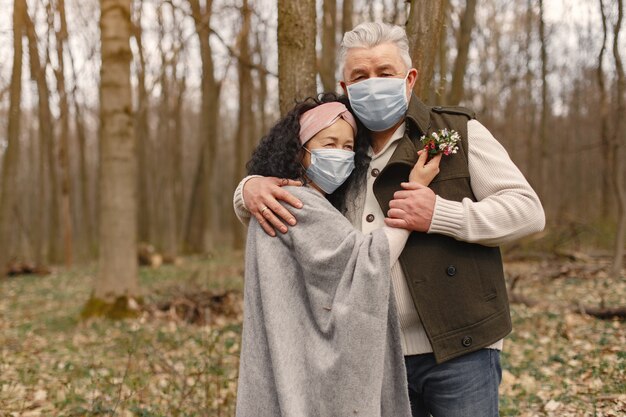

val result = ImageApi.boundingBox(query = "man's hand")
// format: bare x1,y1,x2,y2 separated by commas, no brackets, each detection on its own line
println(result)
384,182,436,232
243,177,303,237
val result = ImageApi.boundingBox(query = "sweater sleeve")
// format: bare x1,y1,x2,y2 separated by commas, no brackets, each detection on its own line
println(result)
427,120,545,246
232,175,263,226
382,227,410,264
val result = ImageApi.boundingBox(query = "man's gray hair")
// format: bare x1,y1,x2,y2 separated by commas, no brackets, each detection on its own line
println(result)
339,22,413,77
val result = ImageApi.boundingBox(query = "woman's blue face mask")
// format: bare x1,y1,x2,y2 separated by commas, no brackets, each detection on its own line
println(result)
346,72,410,132
303,148,355,194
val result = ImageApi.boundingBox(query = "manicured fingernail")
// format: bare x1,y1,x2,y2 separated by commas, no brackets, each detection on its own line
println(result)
280,227,287,233
289,218,296,225
296,203,303,208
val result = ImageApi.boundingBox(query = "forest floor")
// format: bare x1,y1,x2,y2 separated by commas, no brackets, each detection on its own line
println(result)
0,250,624,417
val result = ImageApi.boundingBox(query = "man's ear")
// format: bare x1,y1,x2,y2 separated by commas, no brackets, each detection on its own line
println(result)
406,68,418,94
339,81,348,95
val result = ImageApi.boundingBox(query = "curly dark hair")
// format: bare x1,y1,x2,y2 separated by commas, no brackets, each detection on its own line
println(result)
246,93,371,213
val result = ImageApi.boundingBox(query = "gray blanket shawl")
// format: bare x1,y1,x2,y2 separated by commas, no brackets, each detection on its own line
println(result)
236,186,411,417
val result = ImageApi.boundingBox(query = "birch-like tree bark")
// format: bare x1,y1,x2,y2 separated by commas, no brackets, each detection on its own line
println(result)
92,0,139,304
277,0,317,115
406,0,446,101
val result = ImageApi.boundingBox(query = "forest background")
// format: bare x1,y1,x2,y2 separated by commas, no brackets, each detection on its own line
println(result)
0,0,624,416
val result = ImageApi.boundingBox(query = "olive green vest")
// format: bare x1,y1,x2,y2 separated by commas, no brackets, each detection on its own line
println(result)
373,96,511,363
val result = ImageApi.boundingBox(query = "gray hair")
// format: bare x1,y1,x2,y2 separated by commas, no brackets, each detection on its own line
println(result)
339,22,413,77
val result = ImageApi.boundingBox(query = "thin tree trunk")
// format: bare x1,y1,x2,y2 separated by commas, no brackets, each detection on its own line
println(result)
277,0,317,115
341,0,353,34
537,0,549,203
255,31,268,136
435,0,448,105
597,0,612,218
0,0,26,275
54,0,74,267
185,0,221,252
320,0,337,93
448,0,477,105
232,0,254,250
24,4,60,264
611,0,625,277
406,0,446,101
132,0,151,247
524,0,537,177
91,0,139,305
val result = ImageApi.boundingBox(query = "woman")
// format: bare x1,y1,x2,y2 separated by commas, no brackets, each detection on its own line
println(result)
236,94,441,417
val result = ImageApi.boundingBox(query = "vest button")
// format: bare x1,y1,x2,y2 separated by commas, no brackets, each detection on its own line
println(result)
366,214,375,223
462,336,472,347
371,168,380,177
446,265,457,276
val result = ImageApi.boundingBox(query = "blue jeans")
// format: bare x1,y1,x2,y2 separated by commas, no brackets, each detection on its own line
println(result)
404,349,502,417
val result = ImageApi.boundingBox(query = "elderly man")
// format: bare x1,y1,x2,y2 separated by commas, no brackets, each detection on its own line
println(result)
233,22,545,417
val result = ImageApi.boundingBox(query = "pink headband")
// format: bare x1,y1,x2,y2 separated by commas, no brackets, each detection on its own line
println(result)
299,102,358,145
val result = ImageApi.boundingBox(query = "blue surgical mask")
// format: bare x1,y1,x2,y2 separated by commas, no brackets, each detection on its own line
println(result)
303,148,355,194
346,73,409,132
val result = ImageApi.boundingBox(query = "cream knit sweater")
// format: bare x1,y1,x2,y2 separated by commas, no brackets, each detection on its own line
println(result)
233,119,545,355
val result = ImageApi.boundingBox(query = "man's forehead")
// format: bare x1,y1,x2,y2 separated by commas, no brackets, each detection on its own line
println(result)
343,44,405,74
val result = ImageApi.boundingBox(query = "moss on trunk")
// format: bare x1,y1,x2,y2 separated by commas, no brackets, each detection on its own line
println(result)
81,294,143,320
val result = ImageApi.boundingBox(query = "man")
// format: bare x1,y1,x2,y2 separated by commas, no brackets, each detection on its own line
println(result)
233,22,545,417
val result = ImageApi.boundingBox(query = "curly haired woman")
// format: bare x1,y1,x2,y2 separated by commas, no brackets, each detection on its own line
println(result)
235,94,441,417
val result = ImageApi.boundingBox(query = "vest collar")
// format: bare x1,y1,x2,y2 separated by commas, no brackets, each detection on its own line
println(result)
405,93,431,137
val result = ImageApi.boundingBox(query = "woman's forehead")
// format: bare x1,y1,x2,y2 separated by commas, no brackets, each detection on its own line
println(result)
310,119,355,143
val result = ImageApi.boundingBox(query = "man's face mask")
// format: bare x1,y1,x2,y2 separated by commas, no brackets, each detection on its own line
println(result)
346,72,410,132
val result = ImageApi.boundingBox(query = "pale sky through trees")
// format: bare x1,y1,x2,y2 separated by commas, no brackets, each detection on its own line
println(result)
0,0,616,123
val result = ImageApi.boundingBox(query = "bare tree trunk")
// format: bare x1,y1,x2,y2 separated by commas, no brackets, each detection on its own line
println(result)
537,0,549,203
54,0,74,267
24,4,60,264
132,0,151,247
611,0,625,277
448,0,477,105
0,0,26,275
435,0,448,104
255,31,268,136
524,0,537,177
406,0,446,101
277,0,317,115
320,0,337,93
88,0,139,310
185,0,221,252
597,0,612,219
341,0,353,34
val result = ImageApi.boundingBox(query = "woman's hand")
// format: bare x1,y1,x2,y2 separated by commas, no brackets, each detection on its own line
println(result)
409,149,442,186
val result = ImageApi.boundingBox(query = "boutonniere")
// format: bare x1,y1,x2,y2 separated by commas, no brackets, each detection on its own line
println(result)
420,129,460,156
